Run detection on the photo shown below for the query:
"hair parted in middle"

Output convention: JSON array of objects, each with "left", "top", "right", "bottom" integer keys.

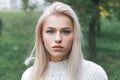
[{"left": 25, "top": 2, "right": 84, "bottom": 80}]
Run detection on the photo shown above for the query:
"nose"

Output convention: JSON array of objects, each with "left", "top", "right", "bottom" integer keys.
[{"left": 55, "top": 32, "right": 62, "bottom": 43}]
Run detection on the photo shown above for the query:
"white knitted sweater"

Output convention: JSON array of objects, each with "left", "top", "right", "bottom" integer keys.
[{"left": 21, "top": 60, "right": 108, "bottom": 80}]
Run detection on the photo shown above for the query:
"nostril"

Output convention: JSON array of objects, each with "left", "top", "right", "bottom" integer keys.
[{"left": 55, "top": 38, "right": 62, "bottom": 43}]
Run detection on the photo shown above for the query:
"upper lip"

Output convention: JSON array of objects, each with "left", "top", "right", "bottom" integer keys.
[{"left": 52, "top": 45, "right": 63, "bottom": 48}]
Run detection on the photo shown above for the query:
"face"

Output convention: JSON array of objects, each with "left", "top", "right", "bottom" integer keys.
[{"left": 42, "top": 15, "right": 74, "bottom": 62}]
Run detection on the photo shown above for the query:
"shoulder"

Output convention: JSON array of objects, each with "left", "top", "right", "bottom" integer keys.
[
  {"left": 21, "top": 66, "right": 33, "bottom": 80},
  {"left": 80, "top": 59, "right": 108, "bottom": 80}
]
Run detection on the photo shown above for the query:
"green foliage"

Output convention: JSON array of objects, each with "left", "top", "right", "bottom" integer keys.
[
  {"left": 0, "top": 12, "right": 119, "bottom": 80},
  {"left": 46, "top": 0, "right": 120, "bottom": 22}
]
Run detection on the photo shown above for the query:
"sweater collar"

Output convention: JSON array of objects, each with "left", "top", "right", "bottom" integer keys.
[{"left": 48, "top": 59, "right": 68, "bottom": 69}]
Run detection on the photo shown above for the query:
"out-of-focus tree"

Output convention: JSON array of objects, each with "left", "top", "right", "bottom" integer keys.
[
  {"left": 22, "top": 0, "right": 29, "bottom": 10},
  {"left": 22, "top": 0, "right": 37, "bottom": 11},
  {"left": 46, "top": 0, "right": 120, "bottom": 60},
  {"left": 0, "top": 18, "right": 2, "bottom": 36}
]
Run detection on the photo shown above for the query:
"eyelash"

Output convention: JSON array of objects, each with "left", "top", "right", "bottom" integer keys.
[
  {"left": 46, "top": 30, "right": 71, "bottom": 35},
  {"left": 46, "top": 30, "right": 54, "bottom": 34},
  {"left": 62, "top": 30, "right": 71, "bottom": 35}
]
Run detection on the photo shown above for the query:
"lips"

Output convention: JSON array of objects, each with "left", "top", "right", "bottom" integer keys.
[{"left": 52, "top": 46, "right": 63, "bottom": 51}]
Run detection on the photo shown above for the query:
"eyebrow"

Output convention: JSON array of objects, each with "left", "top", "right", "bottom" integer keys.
[
  {"left": 47, "top": 27, "right": 72, "bottom": 30},
  {"left": 47, "top": 27, "right": 55, "bottom": 30}
]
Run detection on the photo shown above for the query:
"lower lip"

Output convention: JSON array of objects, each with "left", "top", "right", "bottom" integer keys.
[{"left": 53, "top": 47, "right": 62, "bottom": 51}]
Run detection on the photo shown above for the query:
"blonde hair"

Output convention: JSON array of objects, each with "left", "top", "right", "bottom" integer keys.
[{"left": 25, "top": 2, "right": 84, "bottom": 80}]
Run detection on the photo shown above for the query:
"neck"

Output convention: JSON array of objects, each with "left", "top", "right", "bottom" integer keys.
[{"left": 49, "top": 55, "right": 69, "bottom": 62}]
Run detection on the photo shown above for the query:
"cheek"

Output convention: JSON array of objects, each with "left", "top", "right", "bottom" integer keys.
[
  {"left": 64, "top": 36, "right": 73, "bottom": 48},
  {"left": 43, "top": 36, "right": 53, "bottom": 47},
  {"left": 68, "top": 38, "right": 73, "bottom": 47}
]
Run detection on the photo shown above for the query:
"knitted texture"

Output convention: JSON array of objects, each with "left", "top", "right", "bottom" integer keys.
[{"left": 21, "top": 60, "right": 108, "bottom": 80}]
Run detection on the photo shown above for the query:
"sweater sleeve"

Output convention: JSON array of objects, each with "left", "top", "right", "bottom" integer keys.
[{"left": 21, "top": 67, "right": 32, "bottom": 80}]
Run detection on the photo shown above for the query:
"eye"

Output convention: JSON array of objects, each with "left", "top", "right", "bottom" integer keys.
[
  {"left": 62, "top": 30, "right": 71, "bottom": 35},
  {"left": 46, "top": 30, "right": 54, "bottom": 34}
]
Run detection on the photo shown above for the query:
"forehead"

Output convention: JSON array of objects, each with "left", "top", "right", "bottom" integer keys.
[{"left": 43, "top": 15, "right": 73, "bottom": 29}]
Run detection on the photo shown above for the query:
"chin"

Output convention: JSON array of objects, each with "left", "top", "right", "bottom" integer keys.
[{"left": 52, "top": 53, "right": 65, "bottom": 57}]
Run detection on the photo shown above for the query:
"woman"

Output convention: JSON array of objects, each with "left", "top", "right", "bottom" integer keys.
[{"left": 21, "top": 2, "right": 108, "bottom": 80}]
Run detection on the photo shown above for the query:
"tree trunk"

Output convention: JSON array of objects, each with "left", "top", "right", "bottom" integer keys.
[
  {"left": 88, "top": 0, "right": 101, "bottom": 60},
  {"left": 96, "top": 15, "right": 101, "bottom": 36},
  {"left": 88, "top": 16, "right": 97, "bottom": 60}
]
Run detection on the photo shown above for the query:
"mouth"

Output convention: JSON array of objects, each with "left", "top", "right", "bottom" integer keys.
[{"left": 52, "top": 46, "right": 63, "bottom": 51}]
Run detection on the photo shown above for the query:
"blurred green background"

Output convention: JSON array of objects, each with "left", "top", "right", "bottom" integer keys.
[
  {"left": 0, "top": 0, "right": 120, "bottom": 80},
  {"left": 0, "top": 12, "right": 40, "bottom": 80}
]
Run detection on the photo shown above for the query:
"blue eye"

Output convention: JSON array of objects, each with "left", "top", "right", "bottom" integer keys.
[
  {"left": 46, "top": 30, "right": 54, "bottom": 34},
  {"left": 63, "top": 30, "right": 70, "bottom": 35}
]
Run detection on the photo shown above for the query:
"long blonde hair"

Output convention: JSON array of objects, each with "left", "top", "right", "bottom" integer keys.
[{"left": 25, "top": 2, "right": 84, "bottom": 80}]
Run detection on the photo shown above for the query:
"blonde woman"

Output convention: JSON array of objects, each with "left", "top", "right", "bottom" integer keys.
[{"left": 21, "top": 2, "right": 108, "bottom": 80}]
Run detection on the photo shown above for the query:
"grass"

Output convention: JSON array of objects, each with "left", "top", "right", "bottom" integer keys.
[
  {"left": 0, "top": 12, "right": 120, "bottom": 80},
  {"left": 0, "top": 11, "right": 40, "bottom": 80}
]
